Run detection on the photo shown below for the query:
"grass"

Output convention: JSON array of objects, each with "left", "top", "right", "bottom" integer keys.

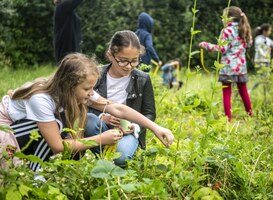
[
  {"left": 1, "top": 65, "right": 273, "bottom": 199},
  {"left": 0, "top": 66, "right": 55, "bottom": 97}
]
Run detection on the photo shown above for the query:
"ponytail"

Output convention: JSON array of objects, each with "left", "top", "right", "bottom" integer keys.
[
  {"left": 255, "top": 23, "right": 272, "bottom": 37},
  {"left": 255, "top": 26, "right": 262, "bottom": 36},
  {"left": 225, "top": 6, "right": 252, "bottom": 43},
  {"left": 238, "top": 14, "right": 252, "bottom": 43}
]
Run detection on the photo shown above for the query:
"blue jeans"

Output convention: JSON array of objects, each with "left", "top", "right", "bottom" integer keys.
[{"left": 85, "top": 113, "right": 139, "bottom": 166}]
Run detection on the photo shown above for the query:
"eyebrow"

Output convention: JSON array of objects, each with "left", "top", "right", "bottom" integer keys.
[{"left": 118, "top": 56, "right": 139, "bottom": 60}]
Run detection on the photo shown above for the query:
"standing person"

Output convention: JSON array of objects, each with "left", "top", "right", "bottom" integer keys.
[
  {"left": 53, "top": 0, "right": 83, "bottom": 63},
  {"left": 136, "top": 12, "right": 162, "bottom": 72},
  {"left": 250, "top": 23, "right": 273, "bottom": 91},
  {"left": 0, "top": 53, "right": 174, "bottom": 170},
  {"left": 199, "top": 6, "right": 253, "bottom": 121},
  {"left": 87, "top": 30, "right": 156, "bottom": 166}
]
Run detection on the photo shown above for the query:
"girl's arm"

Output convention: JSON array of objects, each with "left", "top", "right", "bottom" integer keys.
[
  {"left": 199, "top": 28, "right": 232, "bottom": 53},
  {"left": 89, "top": 96, "right": 174, "bottom": 147},
  {"left": 145, "top": 34, "right": 161, "bottom": 63},
  {"left": 37, "top": 121, "right": 122, "bottom": 154}
]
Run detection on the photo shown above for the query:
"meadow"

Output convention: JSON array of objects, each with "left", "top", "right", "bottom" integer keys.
[{"left": 1, "top": 65, "right": 273, "bottom": 199}]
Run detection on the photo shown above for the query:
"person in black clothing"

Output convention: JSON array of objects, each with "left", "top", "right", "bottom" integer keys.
[
  {"left": 136, "top": 12, "right": 162, "bottom": 72},
  {"left": 86, "top": 30, "right": 156, "bottom": 166},
  {"left": 53, "top": 0, "right": 83, "bottom": 63}
]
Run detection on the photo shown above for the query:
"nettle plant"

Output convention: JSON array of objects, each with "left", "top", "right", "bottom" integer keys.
[{"left": 1, "top": 0, "right": 273, "bottom": 199}]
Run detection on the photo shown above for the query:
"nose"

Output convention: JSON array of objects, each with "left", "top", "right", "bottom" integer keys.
[
  {"left": 124, "top": 63, "right": 133, "bottom": 70},
  {"left": 89, "top": 89, "right": 94, "bottom": 97}
]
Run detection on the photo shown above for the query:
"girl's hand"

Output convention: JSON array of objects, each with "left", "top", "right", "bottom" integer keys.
[
  {"left": 199, "top": 41, "right": 209, "bottom": 49},
  {"left": 100, "top": 129, "right": 123, "bottom": 145},
  {"left": 101, "top": 114, "right": 120, "bottom": 127},
  {"left": 154, "top": 126, "right": 174, "bottom": 147},
  {"left": 120, "top": 124, "right": 135, "bottom": 135},
  {"left": 158, "top": 60, "right": 163, "bottom": 66}
]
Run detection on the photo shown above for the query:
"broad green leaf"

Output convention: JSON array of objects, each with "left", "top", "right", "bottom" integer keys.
[
  {"left": 192, "top": 187, "right": 213, "bottom": 199},
  {"left": 182, "top": 105, "right": 195, "bottom": 112},
  {"left": 48, "top": 186, "right": 68, "bottom": 200},
  {"left": 14, "top": 152, "right": 43, "bottom": 164},
  {"left": 111, "top": 166, "right": 127, "bottom": 177},
  {"left": 156, "top": 164, "right": 168, "bottom": 171},
  {"left": 194, "top": 98, "right": 201, "bottom": 106},
  {"left": 77, "top": 139, "right": 97, "bottom": 147},
  {"left": 214, "top": 61, "right": 225, "bottom": 70},
  {"left": 91, "top": 159, "right": 115, "bottom": 179},
  {"left": 91, "top": 186, "right": 107, "bottom": 199},
  {"left": 120, "top": 184, "right": 137, "bottom": 193},
  {"left": 6, "top": 190, "right": 22, "bottom": 200},
  {"left": 19, "top": 184, "right": 31, "bottom": 197}
]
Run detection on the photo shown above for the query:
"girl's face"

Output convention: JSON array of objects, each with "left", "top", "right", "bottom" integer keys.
[
  {"left": 75, "top": 73, "right": 97, "bottom": 104},
  {"left": 264, "top": 27, "right": 272, "bottom": 37},
  {"left": 109, "top": 46, "right": 140, "bottom": 78}
]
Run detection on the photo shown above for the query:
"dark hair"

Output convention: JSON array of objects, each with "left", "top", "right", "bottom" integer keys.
[
  {"left": 255, "top": 23, "right": 272, "bottom": 36},
  {"left": 108, "top": 30, "right": 144, "bottom": 55},
  {"left": 224, "top": 6, "right": 252, "bottom": 43}
]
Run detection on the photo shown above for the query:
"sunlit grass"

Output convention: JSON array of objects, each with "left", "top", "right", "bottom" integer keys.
[{"left": 0, "top": 65, "right": 55, "bottom": 97}]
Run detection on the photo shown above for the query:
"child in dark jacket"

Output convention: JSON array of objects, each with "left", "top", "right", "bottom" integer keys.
[
  {"left": 136, "top": 12, "right": 162, "bottom": 72},
  {"left": 53, "top": 0, "right": 83, "bottom": 63}
]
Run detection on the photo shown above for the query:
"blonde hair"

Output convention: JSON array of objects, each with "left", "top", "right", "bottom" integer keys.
[
  {"left": 224, "top": 6, "right": 252, "bottom": 43},
  {"left": 12, "top": 53, "right": 99, "bottom": 138}
]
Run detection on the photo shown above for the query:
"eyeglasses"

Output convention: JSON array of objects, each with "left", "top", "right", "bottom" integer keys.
[{"left": 113, "top": 55, "right": 141, "bottom": 68}]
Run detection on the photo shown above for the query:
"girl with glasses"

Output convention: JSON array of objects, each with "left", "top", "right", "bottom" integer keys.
[
  {"left": 1, "top": 53, "right": 173, "bottom": 170},
  {"left": 86, "top": 30, "right": 157, "bottom": 166}
]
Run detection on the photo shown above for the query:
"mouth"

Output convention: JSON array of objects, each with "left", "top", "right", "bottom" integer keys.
[{"left": 122, "top": 69, "right": 131, "bottom": 73}]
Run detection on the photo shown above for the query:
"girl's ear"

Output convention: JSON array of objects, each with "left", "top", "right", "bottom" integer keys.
[
  {"left": 107, "top": 51, "right": 111, "bottom": 57},
  {"left": 106, "top": 51, "right": 112, "bottom": 60}
]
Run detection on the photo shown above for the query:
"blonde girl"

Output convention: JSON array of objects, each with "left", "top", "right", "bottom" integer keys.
[{"left": 0, "top": 53, "right": 174, "bottom": 170}]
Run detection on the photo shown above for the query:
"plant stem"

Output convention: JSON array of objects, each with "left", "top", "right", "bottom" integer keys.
[
  {"left": 117, "top": 177, "right": 129, "bottom": 200},
  {"left": 105, "top": 179, "right": 111, "bottom": 200},
  {"left": 184, "top": 0, "right": 198, "bottom": 96},
  {"left": 248, "top": 149, "right": 267, "bottom": 189}
]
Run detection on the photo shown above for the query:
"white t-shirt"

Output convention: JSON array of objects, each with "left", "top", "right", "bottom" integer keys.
[
  {"left": 7, "top": 91, "right": 101, "bottom": 122},
  {"left": 106, "top": 73, "right": 131, "bottom": 104}
]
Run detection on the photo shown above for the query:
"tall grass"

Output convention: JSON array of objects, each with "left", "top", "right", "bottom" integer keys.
[{"left": 0, "top": 65, "right": 55, "bottom": 97}]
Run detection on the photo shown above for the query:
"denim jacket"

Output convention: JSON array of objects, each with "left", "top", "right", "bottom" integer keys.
[{"left": 90, "top": 64, "right": 156, "bottom": 149}]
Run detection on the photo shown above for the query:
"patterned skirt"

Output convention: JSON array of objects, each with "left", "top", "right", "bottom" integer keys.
[{"left": 218, "top": 74, "right": 248, "bottom": 83}]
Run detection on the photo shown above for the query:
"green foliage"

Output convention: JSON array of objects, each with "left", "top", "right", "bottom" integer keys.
[
  {"left": 1, "top": 60, "right": 273, "bottom": 199},
  {"left": 0, "top": 0, "right": 54, "bottom": 68},
  {"left": 2, "top": 0, "right": 273, "bottom": 68},
  {"left": 2, "top": 1, "right": 273, "bottom": 199}
]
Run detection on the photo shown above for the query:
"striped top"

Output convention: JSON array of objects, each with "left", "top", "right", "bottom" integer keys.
[{"left": 11, "top": 119, "right": 63, "bottom": 171}]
